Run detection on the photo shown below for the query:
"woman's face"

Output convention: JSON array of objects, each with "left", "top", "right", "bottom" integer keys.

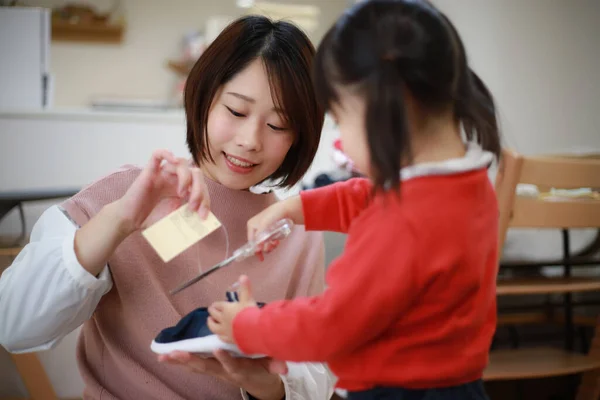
[{"left": 201, "top": 58, "right": 295, "bottom": 190}]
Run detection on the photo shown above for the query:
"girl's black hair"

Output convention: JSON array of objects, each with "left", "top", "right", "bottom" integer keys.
[{"left": 313, "top": 0, "right": 500, "bottom": 191}]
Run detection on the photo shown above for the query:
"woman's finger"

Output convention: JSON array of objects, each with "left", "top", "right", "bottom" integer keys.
[
  {"left": 213, "top": 349, "right": 244, "bottom": 379},
  {"left": 175, "top": 161, "right": 192, "bottom": 197},
  {"left": 160, "top": 161, "right": 179, "bottom": 175},
  {"left": 265, "top": 358, "right": 289, "bottom": 375},
  {"left": 189, "top": 167, "right": 209, "bottom": 216},
  {"left": 168, "top": 350, "right": 191, "bottom": 362},
  {"left": 180, "top": 353, "right": 224, "bottom": 376},
  {"left": 148, "top": 149, "right": 177, "bottom": 173},
  {"left": 157, "top": 354, "right": 171, "bottom": 363}
]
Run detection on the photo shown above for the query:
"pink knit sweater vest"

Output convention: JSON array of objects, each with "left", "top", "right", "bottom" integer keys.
[{"left": 61, "top": 166, "right": 325, "bottom": 400}]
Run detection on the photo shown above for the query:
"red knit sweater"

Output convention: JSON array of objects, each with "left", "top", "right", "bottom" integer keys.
[{"left": 234, "top": 169, "right": 498, "bottom": 391}]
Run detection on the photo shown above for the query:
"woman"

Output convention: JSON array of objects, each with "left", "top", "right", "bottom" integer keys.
[{"left": 0, "top": 16, "right": 334, "bottom": 400}]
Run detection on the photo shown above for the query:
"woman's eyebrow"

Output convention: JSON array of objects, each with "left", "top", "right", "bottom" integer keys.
[
  {"left": 226, "top": 92, "right": 255, "bottom": 103},
  {"left": 226, "top": 91, "right": 284, "bottom": 114}
]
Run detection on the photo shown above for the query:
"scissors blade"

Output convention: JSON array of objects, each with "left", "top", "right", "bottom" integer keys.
[{"left": 170, "top": 256, "right": 235, "bottom": 295}]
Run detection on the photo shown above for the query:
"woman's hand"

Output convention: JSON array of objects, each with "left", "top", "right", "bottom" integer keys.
[
  {"left": 73, "top": 150, "right": 210, "bottom": 276},
  {"left": 115, "top": 149, "right": 210, "bottom": 234},
  {"left": 158, "top": 350, "right": 287, "bottom": 400}
]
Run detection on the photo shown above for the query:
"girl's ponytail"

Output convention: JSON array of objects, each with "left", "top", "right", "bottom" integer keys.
[
  {"left": 455, "top": 69, "right": 501, "bottom": 159},
  {"left": 366, "top": 57, "right": 410, "bottom": 191},
  {"left": 443, "top": 11, "right": 501, "bottom": 159}
]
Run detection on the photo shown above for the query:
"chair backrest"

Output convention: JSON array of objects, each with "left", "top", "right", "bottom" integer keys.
[{"left": 495, "top": 149, "right": 600, "bottom": 249}]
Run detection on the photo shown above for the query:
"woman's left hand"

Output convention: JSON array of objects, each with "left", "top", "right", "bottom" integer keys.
[
  {"left": 159, "top": 276, "right": 288, "bottom": 399},
  {"left": 158, "top": 349, "right": 287, "bottom": 400}
]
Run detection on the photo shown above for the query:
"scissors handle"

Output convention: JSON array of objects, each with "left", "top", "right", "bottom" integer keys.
[
  {"left": 231, "top": 218, "right": 294, "bottom": 260},
  {"left": 169, "top": 218, "right": 293, "bottom": 295}
]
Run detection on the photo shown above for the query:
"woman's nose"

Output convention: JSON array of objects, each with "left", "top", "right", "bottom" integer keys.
[{"left": 235, "top": 120, "right": 262, "bottom": 152}]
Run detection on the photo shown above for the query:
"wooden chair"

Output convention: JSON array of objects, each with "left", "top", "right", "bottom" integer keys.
[
  {"left": 0, "top": 247, "right": 24, "bottom": 258},
  {"left": 484, "top": 149, "right": 600, "bottom": 399}
]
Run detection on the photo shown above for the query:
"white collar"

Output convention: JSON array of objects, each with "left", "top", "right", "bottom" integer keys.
[{"left": 400, "top": 142, "right": 494, "bottom": 181}]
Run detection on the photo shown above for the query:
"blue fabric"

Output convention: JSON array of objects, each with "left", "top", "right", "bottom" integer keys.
[
  {"left": 154, "top": 294, "right": 265, "bottom": 344},
  {"left": 154, "top": 308, "right": 214, "bottom": 343},
  {"left": 347, "top": 380, "right": 489, "bottom": 400}
]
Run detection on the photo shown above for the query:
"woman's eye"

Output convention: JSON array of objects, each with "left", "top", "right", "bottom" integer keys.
[
  {"left": 225, "top": 106, "right": 245, "bottom": 117},
  {"left": 268, "top": 124, "right": 287, "bottom": 132}
]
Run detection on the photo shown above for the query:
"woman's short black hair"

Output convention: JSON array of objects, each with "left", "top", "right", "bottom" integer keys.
[{"left": 185, "top": 15, "right": 324, "bottom": 188}]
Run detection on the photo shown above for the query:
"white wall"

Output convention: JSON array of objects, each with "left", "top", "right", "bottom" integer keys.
[
  {"left": 25, "top": 0, "right": 348, "bottom": 107},
  {"left": 433, "top": 0, "right": 600, "bottom": 155},
  {"left": 1, "top": 1, "right": 599, "bottom": 398}
]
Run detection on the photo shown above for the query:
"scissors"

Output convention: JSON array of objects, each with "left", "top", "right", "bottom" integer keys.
[{"left": 170, "top": 218, "right": 294, "bottom": 295}]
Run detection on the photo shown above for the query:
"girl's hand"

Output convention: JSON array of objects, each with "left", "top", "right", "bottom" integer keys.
[
  {"left": 115, "top": 149, "right": 210, "bottom": 235},
  {"left": 208, "top": 275, "right": 257, "bottom": 344},
  {"left": 246, "top": 195, "right": 304, "bottom": 254},
  {"left": 164, "top": 276, "right": 288, "bottom": 400}
]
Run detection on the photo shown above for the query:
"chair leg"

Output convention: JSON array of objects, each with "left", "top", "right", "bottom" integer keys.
[
  {"left": 580, "top": 326, "right": 590, "bottom": 354},
  {"left": 516, "top": 380, "right": 525, "bottom": 400},
  {"left": 563, "top": 229, "right": 575, "bottom": 351},
  {"left": 490, "top": 333, "right": 498, "bottom": 351},
  {"left": 577, "top": 370, "right": 600, "bottom": 400},
  {"left": 565, "top": 293, "right": 574, "bottom": 350},
  {"left": 576, "top": 317, "right": 600, "bottom": 400},
  {"left": 9, "top": 352, "right": 58, "bottom": 400},
  {"left": 568, "top": 375, "right": 580, "bottom": 399},
  {"left": 509, "top": 325, "right": 520, "bottom": 349}
]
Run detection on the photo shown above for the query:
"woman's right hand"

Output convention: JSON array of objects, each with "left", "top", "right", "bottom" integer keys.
[{"left": 115, "top": 149, "right": 210, "bottom": 235}]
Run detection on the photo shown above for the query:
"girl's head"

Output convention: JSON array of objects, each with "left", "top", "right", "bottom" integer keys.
[
  {"left": 185, "top": 16, "right": 323, "bottom": 190},
  {"left": 314, "top": 0, "right": 500, "bottom": 190}
]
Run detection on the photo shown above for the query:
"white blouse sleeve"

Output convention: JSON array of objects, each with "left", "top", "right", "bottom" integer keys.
[
  {"left": 279, "top": 362, "right": 336, "bottom": 399},
  {"left": 240, "top": 362, "right": 336, "bottom": 400},
  {"left": 0, "top": 205, "right": 112, "bottom": 353}
]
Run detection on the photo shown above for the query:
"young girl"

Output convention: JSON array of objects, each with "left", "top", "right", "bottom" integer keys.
[
  {"left": 0, "top": 16, "right": 335, "bottom": 400},
  {"left": 208, "top": 1, "right": 501, "bottom": 399}
]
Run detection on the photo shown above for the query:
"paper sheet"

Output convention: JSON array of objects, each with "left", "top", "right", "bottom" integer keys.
[{"left": 142, "top": 204, "right": 221, "bottom": 262}]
